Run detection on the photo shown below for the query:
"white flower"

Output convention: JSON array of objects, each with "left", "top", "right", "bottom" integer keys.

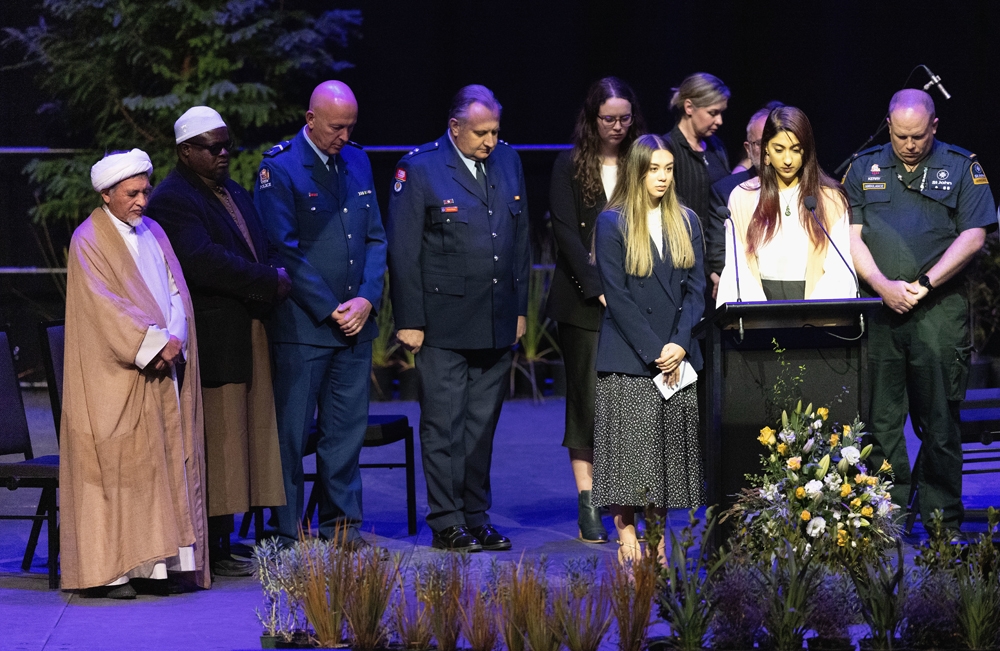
[
  {"left": 813, "top": 420, "right": 823, "bottom": 430},
  {"left": 806, "top": 517, "right": 827, "bottom": 538},
  {"left": 804, "top": 480, "right": 824, "bottom": 498},
  {"left": 832, "top": 511, "right": 841, "bottom": 521},
  {"left": 762, "top": 484, "right": 779, "bottom": 501},
  {"left": 780, "top": 430, "right": 797, "bottom": 444},
  {"left": 841, "top": 446, "right": 861, "bottom": 465},
  {"left": 802, "top": 438, "right": 815, "bottom": 453},
  {"left": 824, "top": 473, "right": 843, "bottom": 490}
]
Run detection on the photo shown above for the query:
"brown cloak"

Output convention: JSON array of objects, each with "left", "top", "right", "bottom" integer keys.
[{"left": 59, "top": 207, "right": 210, "bottom": 590}]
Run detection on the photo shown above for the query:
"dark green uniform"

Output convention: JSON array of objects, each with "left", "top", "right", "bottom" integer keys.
[{"left": 846, "top": 140, "right": 996, "bottom": 529}]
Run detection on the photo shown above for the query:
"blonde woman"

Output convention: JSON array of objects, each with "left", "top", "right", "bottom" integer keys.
[{"left": 591, "top": 134, "right": 706, "bottom": 564}]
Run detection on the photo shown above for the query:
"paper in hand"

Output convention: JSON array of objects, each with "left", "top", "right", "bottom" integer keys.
[{"left": 653, "top": 360, "right": 697, "bottom": 400}]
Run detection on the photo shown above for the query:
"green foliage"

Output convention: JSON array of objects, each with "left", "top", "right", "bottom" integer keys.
[
  {"left": 759, "top": 540, "right": 821, "bottom": 651},
  {"left": 3, "top": 0, "right": 361, "bottom": 226},
  {"left": 955, "top": 507, "right": 1000, "bottom": 650},
  {"left": 968, "top": 235, "right": 1000, "bottom": 349},
  {"left": 655, "top": 508, "right": 727, "bottom": 651},
  {"left": 766, "top": 338, "right": 806, "bottom": 424},
  {"left": 846, "top": 541, "right": 906, "bottom": 650}
]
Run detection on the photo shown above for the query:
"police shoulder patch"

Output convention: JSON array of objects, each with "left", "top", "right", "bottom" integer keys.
[
  {"left": 263, "top": 140, "right": 292, "bottom": 158},
  {"left": 258, "top": 166, "right": 273, "bottom": 189}
]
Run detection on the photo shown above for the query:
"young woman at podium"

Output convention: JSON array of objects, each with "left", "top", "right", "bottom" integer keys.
[
  {"left": 591, "top": 134, "right": 706, "bottom": 566},
  {"left": 716, "top": 106, "right": 856, "bottom": 306}
]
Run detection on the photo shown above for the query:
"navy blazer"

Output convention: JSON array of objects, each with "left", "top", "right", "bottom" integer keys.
[
  {"left": 708, "top": 169, "right": 754, "bottom": 276},
  {"left": 594, "top": 208, "right": 705, "bottom": 376},
  {"left": 254, "top": 129, "right": 387, "bottom": 348},
  {"left": 387, "top": 133, "right": 530, "bottom": 350},
  {"left": 146, "top": 162, "right": 280, "bottom": 384}
]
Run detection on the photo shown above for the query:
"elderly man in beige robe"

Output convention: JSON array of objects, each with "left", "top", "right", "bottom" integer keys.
[{"left": 60, "top": 149, "right": 211, "bottom": 598}]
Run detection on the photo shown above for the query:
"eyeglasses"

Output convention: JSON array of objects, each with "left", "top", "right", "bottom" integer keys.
[
  {"left": 598, "top": 114, "right": 633, "bottom": 127},
  {"left": 187, "top": 139, "right": 233, "bottom": 156}
]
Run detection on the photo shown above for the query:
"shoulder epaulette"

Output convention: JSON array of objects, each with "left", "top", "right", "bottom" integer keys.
[
  {"left": 406, "top": 141, "right": 440, "bottom": 157},
  {"left": 855, "top": 144, "right": 882, "bottom": 158},
  {"left": 946, "top": 144, "right": 977, "bottom": 160},
  {"left": 346, "top": 140, "right": 363, "bottom": 150},
  {"left": 498, "top": 139, "right": 509, "bottom": 146},
  {"left": 263, "top": 140, "right": 292, "bottom": 158}
]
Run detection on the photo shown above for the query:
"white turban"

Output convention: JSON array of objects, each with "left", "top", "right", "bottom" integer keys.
[
  {"left": 174, "top": 106, "right": 227, "bottom": 144},
  {"left": 90, "top": 149, "right": 153, "bottom": 192}
]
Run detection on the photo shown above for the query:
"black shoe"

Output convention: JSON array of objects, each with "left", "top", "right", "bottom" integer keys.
[
  {"left": 129, "top": 578, "right": 171, "bottom": 597},
  {"left": 432, "top": 525, "right": 483, "bottom": 552},
  {"left": 578, "top": 490, "right": 609, "bottom": 544},
  {"left": 211, "top": 555, "right": 255, "bottom": 577},
  {"left": 469, "top": 524, "right": 512, "bottom": 551},
  {"left": 82, "top": 582, "right": 137, "bottom": 600}
]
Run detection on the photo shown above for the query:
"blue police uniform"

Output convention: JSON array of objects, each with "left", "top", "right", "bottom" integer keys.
[
  {"left": 253, "top": 127, "right": 387, "bottom": 543},
  {"left": 846, "top": 140, "right": 996, "bottom": 529},
  {"left": 387, "top": 134, "right": 529, "bottom": 535}
]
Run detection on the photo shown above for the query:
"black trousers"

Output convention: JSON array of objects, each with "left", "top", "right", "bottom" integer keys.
[{"left": 416, "top": 345, "right": 512, "bottom": 533}]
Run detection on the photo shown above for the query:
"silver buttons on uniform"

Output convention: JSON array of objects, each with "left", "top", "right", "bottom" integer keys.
[
  {"left": 488, "top": 210, "right": 493, "bottom": 216},
  {"left": 343, "top": 208, "right": 348, "bottom": 213},
  {"left": 348, "top": 234, "right": 352, "bottom": 239},
  {"left": 494, "top": 255, "right": 498, "bottom": 261},
  {"left": 350, "top": 260, "right": 354, "bottom": 265},
  {"left": 493, "top": 278, "right": 497, "bottom": 284},
  {"left": 492, "top": 232, "right": 497, "bottom": 238},
  {"left": 311, "top": 206, "right": 316, "bottom": 211}
]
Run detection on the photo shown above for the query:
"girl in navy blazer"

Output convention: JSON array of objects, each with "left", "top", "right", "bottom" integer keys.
[{"left": 591, "top": 134, "right": 706, "bottom": 566}]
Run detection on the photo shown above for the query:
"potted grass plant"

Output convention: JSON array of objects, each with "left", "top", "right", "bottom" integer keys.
[
  {"left": 421, "top": 555, "right": 466, "bottom": 651},
  {"left": 391, "top": 564, "right": 434, "bottom": 651},
  {"left": 847, "top": 541, "right": 906, "bottom": 651},
  {"left": 510, "top": 264, "right": 559, "bottom": 402},
  {"left": 955, "top": 508, "right": 1000, "bottom": 651},
  {"left": 656, "top": 508, "right": 726, "bottom": 651},
  {"left": 344, "top": 548, "right": 400, "bottom": 651},
  {"left": 805, "top": 568, "right": 859, "bottom": 651},
  {"left": 552, "top": 556, "right": 612, "bottom": 651},
  {"left": 707, "top": 557, "right": 766, "bottom": 651}
]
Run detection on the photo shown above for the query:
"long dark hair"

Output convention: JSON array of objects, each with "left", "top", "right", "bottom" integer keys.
[
  {"left": 571, "top": 76, "right": 646, "bottom": 207},
  {"left": 746, "top": 106, "right": 847, "bottom": 255}
]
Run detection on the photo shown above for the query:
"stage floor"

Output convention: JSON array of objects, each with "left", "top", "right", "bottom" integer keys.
[{"left": 2, "top": 389, "right": 997, "bottom": 650}]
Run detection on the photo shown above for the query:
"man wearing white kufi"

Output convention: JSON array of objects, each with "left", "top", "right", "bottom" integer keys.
[{"left": 60, "top": 149, "right": 211, "bottom": 597}]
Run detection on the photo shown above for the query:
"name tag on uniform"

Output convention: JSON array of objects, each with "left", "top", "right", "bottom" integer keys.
[
  {"left": 358, "top": 189, "right": 372, "bottom": 196},
  {"left": 863, "top": 182, "right": 886, "bottom": 191},
  {"left": 441, "top": 206, "right": 458, "bottom": 213}
]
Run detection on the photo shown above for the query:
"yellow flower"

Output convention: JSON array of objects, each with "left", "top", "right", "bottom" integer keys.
[
  {"left": 855, "top": 473, "right": 866, "bottom": 484},
  {"left": 880, "top": 459, "right": 892, "bottom": 472},
  {"left": 867, "top": 476, "right": 879, "bottom": 486},
  {"left": 843, "top": 425, "right": 852, "bottom": 435},
  {"left": 829, "top": 433, "right": 840, "bottom": 446},
  {"left": 850, "top": 497, "right": 862, "bottom": 509},
  {"left": 801, "top": 510, "right": 812, "bottom": 521},
  {"left": 758, "top": 426, "right": 776, "bottom": 446},
  {"left": 837, "top": 529, "right": 849, "bottom": 547},
  {"left": 861, "top": 505, "right": 873, "bottom": 517},
  {"left": 795, "top": 486, "right": 806, "bottom": 499},
  {"left": 787, "top": 456, "right": 802, "bottom": 470},
  {"left": 840, "top": 483, "right": 852, "bottom": 498},
  {"left": 817, "top": 407, "right": 829, "bottom": 421},
  {"left": 777, "top": 443, "right": 788, "bottom": 455}
]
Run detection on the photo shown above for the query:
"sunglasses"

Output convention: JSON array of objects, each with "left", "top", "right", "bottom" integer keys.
[{"left": 187, "top": 139, "right": 233, "bottom": 156}]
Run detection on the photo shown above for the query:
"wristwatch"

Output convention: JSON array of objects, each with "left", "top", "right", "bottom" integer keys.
[{"left": 918, "top": 274, "right": 934, "bottom": 292}]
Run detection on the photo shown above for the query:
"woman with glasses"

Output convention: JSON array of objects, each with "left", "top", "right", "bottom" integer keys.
[
  {"left": 663, "top": 72, "right": 732, "bottom": 298},
  {"left": 545, "top": 77, "right": 645, "bottom": 544},
  {"left": 716, "top": 106, "right": 856, "bottom": 304},
  {"left": 591, "top": 134, "right": 705, "bottom": 565}
]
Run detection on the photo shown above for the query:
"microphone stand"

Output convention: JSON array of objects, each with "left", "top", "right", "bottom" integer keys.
[{"left": 832, "top": 64, "right": 951, "bottom": 179}]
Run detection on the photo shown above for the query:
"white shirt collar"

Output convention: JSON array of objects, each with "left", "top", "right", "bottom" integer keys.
[
  {"left": 303, "top": 126, "right": 331, "bottom": 168},
  {"left": 448, "top": 132, "right": 480, "bottom": 176}
]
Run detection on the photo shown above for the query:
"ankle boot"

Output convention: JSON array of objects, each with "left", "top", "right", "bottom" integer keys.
[{"left": 578, "top": 490, "right": 609, "bottom": 543}]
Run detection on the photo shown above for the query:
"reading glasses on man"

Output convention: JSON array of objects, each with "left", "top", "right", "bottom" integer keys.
[
  {"left": 188, "top": 140, "right": 233, "bottom": 156},
  {"left": 598, "top": 114, "right": 633, "bottom": 127}
]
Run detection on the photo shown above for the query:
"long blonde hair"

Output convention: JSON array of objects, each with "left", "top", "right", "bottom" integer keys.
[{"left": 605, "top": 134, "right": 695, "bottom": 277}]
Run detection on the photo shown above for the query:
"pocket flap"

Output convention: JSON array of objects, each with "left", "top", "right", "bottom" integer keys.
[{"left": 423, "top": 272, "right": 465, "bottom": 296}]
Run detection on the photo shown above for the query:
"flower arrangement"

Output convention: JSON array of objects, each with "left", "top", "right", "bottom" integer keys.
[{"left": 727, "top": 401, "right": 899, "bottom": 560}]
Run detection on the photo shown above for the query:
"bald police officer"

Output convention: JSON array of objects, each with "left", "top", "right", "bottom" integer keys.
[
  {"left": 848, "top": 89, "right": 996, "bottom": 534},
  {"left": 387, "top": 85, "right": 529, "bottom": 552}
]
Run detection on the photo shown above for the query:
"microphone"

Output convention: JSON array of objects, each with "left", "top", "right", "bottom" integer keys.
[
  {"left": 804, "top": 195, "right": 864, "bottom": 334},
  {"left": 921, "top": 65, "right": 951, "bottom": 100},
  {"left": 716, "top": 205, "right": 743, "bottom": 342},
  {"left": 716, "top": 206, "right": 742, "bottom": 304}
]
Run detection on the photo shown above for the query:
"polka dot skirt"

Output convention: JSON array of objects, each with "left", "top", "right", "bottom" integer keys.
[{"left": 591, "top": 372, "right": 705, "bottom": 509}]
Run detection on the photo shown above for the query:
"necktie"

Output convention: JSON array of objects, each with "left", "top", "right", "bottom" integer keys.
[{"left": 475, "top": 161, "right": 488, "bottom": 200}]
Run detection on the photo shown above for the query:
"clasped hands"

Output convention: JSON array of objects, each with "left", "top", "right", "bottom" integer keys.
[
  {"left": 655, "top": 342, "right": 686, "bottom": 388},
  {"left": 397, "top": 316, "right": 527, "bottom": 355},
  {"left": 879, "top": 278, "right": 929, "bottom": 315},
  {"left": 332, "top": 297, "right": 373, "bottom": 337},
  {"left": 153, "top": 335, "right": 184, "bottom": 372}
]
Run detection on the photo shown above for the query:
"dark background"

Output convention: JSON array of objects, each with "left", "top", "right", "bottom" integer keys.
[{"left": 3, "top": 0, "right": 999, "bottom": 375}]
